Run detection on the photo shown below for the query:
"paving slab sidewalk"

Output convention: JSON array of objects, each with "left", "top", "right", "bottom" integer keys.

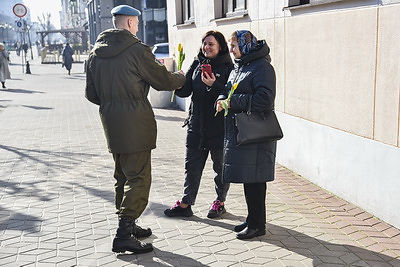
[{"left": 0, "top": 55, "right": 399, "bottom": 267}]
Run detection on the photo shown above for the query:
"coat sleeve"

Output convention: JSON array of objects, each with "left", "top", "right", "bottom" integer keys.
[
  {"left": 251, "top": 61, "right": 276, "bottom": 112},
  {"left": 85, "top": 56, "right": 100, "bottom": 105},
  {"left": 139, "top": 47, "right": 186, "bottom": 91},
  {"left": 216, "top": 81, "right": 230, "bottom": 102},
  {"left": 174, "top": 60, "right": 198, "bottom": 98}
]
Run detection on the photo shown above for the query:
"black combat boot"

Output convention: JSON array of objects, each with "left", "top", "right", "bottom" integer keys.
[
  {"left": 1, "top": 82, "right": 5, "bottom": 89},
  {"left": 132, "top": 222, "right": 152, "bottom": 238},
  {"left": 112, "top": 218, "right": 153, "bottom": 254}
]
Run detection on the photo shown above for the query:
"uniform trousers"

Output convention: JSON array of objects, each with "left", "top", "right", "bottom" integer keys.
[{"left": 113, "top": 151, "right": 152, "bottom": 220}]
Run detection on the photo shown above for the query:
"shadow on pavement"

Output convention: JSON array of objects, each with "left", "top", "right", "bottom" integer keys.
[
  {"left": 116, "top": 247, "right": 210, "bottom": 267},
  {"left": 0, "top": 207, "right": 42, "bottom": 234},
  {"left": 21, "top": 105, "right": 53, "bottom": 110},
  {"left": 155, "top": 114, "right": 186, "bottom": 122},
  {"left": 261, "top": 222, "right": 400, "bottom": 266},
  {"left": 153, "top": 202, "right": 245, "bottom": 230},
  {"left": 155, "top": 202, "right": 399, "bottom": 266},
  {"left": 0, "top": 145, "right": 90, "bottom": 170},
  {"left": 64, "top": 75, "right": 86, "bottom": 81},
  {"left": 66, "top": 179, "right": 114, "bottom": 203},
  {"left": 0, "top": 88, "right": 45, "bottom": 94}
]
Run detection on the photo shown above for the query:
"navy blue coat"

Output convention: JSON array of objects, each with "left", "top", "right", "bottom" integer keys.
[
  {"left": 62, "top": 45, "right": 74, "bottom": 71},
  {"left": 219, "top": 40, "right": 277, "bottom": 183}
]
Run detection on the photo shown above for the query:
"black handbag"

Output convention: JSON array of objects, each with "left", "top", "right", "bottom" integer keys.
[{"left": 235, "top": 97, "right": 283, "bottom": 146}]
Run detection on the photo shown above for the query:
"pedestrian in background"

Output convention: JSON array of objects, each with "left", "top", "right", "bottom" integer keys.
[
  {"left": 22, "top": 43, "right": 28, "bottom": 56},
  {"left": 62, "top": 43, "right": 74, "bottom": 75},
  {"left": 164, "top": 31, "right": 233, "bottom": 219},
  {"left": 0, "top": 43, "right": 11, "bottom": 89},
  {"left": 15, "top": 41, "right": 21, "bottom": 56},
  {"left": 216, "top": 30, "right": 277, "bottom": 240},
  {"left": 85, "top": 5, "right": 185, "bottom": 254}
]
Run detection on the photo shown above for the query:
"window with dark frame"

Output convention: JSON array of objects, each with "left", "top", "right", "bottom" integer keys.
[
  {"left": 287, "top": 0, "right": 311, "bottom": 7},
  {"left": 224, "top": 0, "right": 246, "bottom": 16},
  {"left": 182, "top": 0, "right": 195, "bottom": 23},
  {"left": 287, "top": 0, "right": 351, "bottom": 8},
  {"left": 215, "top": 0, "right": 247, "bottom": 19}
]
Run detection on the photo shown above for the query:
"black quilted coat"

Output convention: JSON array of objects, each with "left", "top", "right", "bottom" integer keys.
[
  {"left": 176, "top": 50, "right": 233, "bottom": 150},
  {"left": 218, "top": 40, "right": 277, "bottom": 183}
]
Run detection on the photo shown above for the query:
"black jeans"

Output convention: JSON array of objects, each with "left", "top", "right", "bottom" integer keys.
[
  {"left": 181, "top": 147, "right": 230, "bottom": 205},
  {"left": 244, "top": 182, "right": 266, "bottom": 230}
]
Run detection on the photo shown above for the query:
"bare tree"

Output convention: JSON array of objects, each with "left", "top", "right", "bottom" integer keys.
[
  {"left": 37, "top": 13, "right": 52, "bottom": 45},
  {"left": 37, "top": 13, "right": 52, "bottom": 31}
]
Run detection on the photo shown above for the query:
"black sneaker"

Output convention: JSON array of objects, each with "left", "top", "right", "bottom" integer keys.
[
  {"left": 164, "top": 200, "right": 193, "bottom": 217},
  {"left": 207, "top": 200, "right": 226, "bottom": 218}
]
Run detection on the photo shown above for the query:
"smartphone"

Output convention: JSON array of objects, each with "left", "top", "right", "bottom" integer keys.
[{"left": 201, "top": 64, "right": 212, "bottom": 76}]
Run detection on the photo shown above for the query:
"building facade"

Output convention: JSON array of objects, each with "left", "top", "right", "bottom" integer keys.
[
  {"left": 167, "top": 0, "right": 400, "bottom": 229},
  {"left": 86, "top": 0, "right": 167, "bottom": 47},
  {"left": 60, "top": 0, "right": 88, "bottom": 29},
  {"left": 87, "top": 0, "right": 117, "bottom": 45},
  {"left": 57, "top": 0, "right": 89, "bottom": 50}
]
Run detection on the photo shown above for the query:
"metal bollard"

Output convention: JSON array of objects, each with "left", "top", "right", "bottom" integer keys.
[{"left": 26, "top": 61, "right": 31, "bottom": 74}]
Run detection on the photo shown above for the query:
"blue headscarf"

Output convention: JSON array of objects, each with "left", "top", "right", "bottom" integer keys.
[{"left": 236, "top": 30, "right": 258, "bottom": 55}]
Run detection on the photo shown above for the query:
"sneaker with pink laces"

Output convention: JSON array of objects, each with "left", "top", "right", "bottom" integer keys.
[
  {"left": 164, "top": 200, "right": 193, "bottom": 217},
  {"left": 207, "top": 200, "right": 226, "bottom": 218}
]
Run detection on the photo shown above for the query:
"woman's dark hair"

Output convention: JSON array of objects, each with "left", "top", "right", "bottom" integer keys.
[{"left": 201, "top": 30, "right": 229, "bottom": 55}]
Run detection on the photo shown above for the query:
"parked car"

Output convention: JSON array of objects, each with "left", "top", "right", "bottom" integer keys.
[{"left": 152, "top": 43, "right": 169, "bottom": 61}]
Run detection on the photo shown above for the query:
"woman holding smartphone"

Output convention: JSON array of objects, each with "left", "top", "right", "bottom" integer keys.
[{"left": 164, "top": 31, "right": 233, "bottom": 218}]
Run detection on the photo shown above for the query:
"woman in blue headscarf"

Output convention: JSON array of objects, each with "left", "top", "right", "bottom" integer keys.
[{"left": 216, "top": 30, "right": 277, "bottom": 240}]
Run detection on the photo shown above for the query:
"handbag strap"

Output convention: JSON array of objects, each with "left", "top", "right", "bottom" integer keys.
[
  {"left": 246, "top": 95, "right": 252, "bottom": 115},
  {"left": 247, "top": 95, "right": 271, "bottom": 120},
  {"left": 247, "top": 94, "right": 276, "bottom": 114}
]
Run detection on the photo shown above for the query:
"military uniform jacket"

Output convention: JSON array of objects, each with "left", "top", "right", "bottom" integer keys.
[{"left": 85, "top": 29, "right": 186, "bottom": 153}]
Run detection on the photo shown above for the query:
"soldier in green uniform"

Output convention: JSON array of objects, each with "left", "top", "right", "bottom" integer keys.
[{"left": 85, "top": 5, "right": 185, "bottom": 254}]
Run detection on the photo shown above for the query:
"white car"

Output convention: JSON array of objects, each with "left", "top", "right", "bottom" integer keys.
[{"left": 152, "top": 43, "right": 169, "bottom": 60}]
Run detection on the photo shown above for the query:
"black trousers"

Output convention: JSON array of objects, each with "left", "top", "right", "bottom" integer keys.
[
  {"left": 181, "top": 148, "right": 230, "bottom": 205},
  {"left": 244, "top": 182, "right": 266, "bottom": 230}
]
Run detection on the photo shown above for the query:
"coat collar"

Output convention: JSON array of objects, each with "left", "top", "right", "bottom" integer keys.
[{"left": 235, "top": 40, "right": 271, "bottom": 66}]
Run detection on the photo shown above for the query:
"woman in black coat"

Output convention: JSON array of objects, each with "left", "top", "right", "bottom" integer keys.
[
  {"left": 216, "top": 30, "right": 277, "bottom": 239},
  {"left": 62, "top": 43, "right": 74, "bottom": 75},
  {"left": 164, "top": 31, "right": 233, "bottom": 218}
]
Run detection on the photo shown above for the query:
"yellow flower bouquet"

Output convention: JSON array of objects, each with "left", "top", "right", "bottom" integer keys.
[
  {"left": 171, "top": 43, "right": 186, "bottom": 102},
  {"left": 215, "top": 83, "right": 238, "bottom": 116}
]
